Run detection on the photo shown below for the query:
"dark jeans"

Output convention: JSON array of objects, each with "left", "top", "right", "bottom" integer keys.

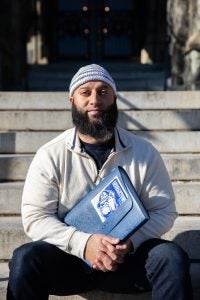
[{"left": 7, "top": 239, "right": 193, "bottom": 300}]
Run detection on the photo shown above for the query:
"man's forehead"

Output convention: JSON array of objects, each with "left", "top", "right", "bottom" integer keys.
[
  {"left": 77, "top": 81, "right": 111, "bottom": 90},
  {"left": 69, "top": 64, "right": 117, "bottom": 96}
]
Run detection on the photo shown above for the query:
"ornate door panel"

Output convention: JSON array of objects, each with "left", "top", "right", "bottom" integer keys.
[
  {"left": 56, "top": 0, "right": 90, "bottom": 59},
  {"left": 55, "top": 0, "right": 134, "bottom": 60},
  {"left": 101, "top": 0, "right": 134, "bottom": 59}
]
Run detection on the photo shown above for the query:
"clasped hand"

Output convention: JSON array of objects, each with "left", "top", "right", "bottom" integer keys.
[{"left": 84, "top": 234, "right": 132, "bottom": 272}]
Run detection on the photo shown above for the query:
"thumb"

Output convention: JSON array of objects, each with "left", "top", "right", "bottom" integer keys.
[{"left": 102, "top": 235, "right": 120, "bottom": 245}]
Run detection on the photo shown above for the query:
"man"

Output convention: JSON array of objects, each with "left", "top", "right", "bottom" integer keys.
[{"left": 7, "top": 64, "right": 192, "bottom": 299}]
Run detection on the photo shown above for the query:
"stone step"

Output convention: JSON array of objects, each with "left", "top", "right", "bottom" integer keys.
[
  {"left": 28, "top": 71, "right": 165, "bottom": 81},
  {"left": 0, "top": 154, "right": 32, "bottom": 181},
  {"left": 0, "top": 217, "right": 30, "bottom": 260},
  {"left": 1, "top": 131, "right": 200, "bottom": 154},
  {"left": 1, "top": 154, "right": 200, "bottom": 181},
  {"left": 27, "top": 66, "right": 165, "bottom": 91},
  {"left": 0, "top": 182, "right": 199, "bottom": 216},
  {"left": 0, "top": 131, "right": 58, "bottom": 154},
  {"left": 1, "top": 91, "right": 200, "bottom": 110},
  {"left": 0, "top": 279, "right": 151, "bottom": 300},
  {"left": 162, "top": 217, "right": 200, "bottom": 260},
  {"left": 136, "top": 131, "right": 200, "bottom": 153},
  {"left": 27, "top": 62, "right": 164, "bottom": 73},
  {"left": 0, "top": 182, "right": 23, "bottom": 215},
  {"left": 1, "top": 110, "right": 200, "bottom": 131},
  {"left": 0, "top": 262, "right": 199, "bottom": 300},
  {"left": 28, "top": 68, "right": 165, "bottom": 80},
  {"left": 162, "top": 153, "right": 200, "bottom": 181},
  {"left": 28, "top": 78, "right": 165, "bottom": 92},
  {"left": 0, "top": 216, "right": 199, "bottom": 261}
]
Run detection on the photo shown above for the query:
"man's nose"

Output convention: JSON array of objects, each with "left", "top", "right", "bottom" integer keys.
[{"left": 89, "top": 91, "right": 101, "bottom": 105}]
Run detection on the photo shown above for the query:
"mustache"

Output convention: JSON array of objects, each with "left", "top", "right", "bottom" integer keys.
[
  {"left": 71, "top": 101, "right": 118, "bottom": 139},
  {"left": 87, "top": 103, "right": 115, "bottom": 113}
]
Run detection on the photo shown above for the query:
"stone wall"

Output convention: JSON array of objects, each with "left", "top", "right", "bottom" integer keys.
[
  {"left": 0, "top": 1, "right": 12, "bottom": 90},
  {"left": 167, "top": 0, "right": 200, "bottom": 89},
  {"left": 0, "top": 0, "right": 31, "bottom": 90}
]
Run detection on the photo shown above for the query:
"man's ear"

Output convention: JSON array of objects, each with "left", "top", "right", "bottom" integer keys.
[{"left": 70, "top": 97, "right": 74, "bottom": 104}]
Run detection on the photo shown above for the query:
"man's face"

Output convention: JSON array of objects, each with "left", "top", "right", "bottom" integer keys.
[{"left": 71, "top": 81, "right": 118, "bottom": 139}]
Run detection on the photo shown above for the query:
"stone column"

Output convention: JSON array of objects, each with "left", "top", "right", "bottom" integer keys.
[
  {"left": 0, "top": 1, "right": 12, "bottom": 90},
  {"left": 184, "top": 0, "right": 200, "bottom": 89},
  {"left": 0, "top": 0, "right": 31, "bottom": 90},
  {"left": 10, "top": 0, "right": 32, "bottom": 89},
  {"left": 167, "top": 0, "right": 200, "bottom": 90}
]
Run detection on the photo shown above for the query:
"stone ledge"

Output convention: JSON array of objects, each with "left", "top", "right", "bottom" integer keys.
[
  {"left": 0, "top": 280, "right": 151, "bottom": 300},
  {"left": 0, "top": 287, "right": 199, "bottom": 300},
  {"left": 2, "top": 154, "right": 200, "bottom": 181},
  {"left": 1, "top": 91, "right": 200, "bottom": 110},
  {"left": 1, "top": 111, "right": 200, "bottom": 131},
  {"left": 2, "top": 131, "right": 200, "bottom": 154},
  {"left": 49, "top": 291, "right": 151, "bottom": 300},
  {"left": 0, "top": 217, "right": 200, "bottom": 260},
  {"left": 1, "top": 181, "right": 200, "bottom": 215}
]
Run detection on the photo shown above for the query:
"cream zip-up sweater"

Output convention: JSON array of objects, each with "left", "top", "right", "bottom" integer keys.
[{"left": 22, "top": 126, "right": 177, "bottom": 259}]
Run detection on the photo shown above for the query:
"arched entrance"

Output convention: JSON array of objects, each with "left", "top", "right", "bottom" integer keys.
[
  {"left": 26, "top": 0, "right": 168, "bottom": 91},
  {"left": 43, "top": 0, "right": 137, "bottom": 62},
  {"left": 28, "top": 0, "right": 167, "bottom": 64}
]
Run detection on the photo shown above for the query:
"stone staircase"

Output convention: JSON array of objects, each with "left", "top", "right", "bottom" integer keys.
[{"left": 0, "top": 91, "right": 200, "bottom": 299}]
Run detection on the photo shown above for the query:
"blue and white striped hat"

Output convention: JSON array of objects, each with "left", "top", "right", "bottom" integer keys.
[{"left": 69, "top": 64, "right": 117, "bottom": 96}]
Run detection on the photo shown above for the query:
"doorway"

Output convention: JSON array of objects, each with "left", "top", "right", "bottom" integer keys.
[
  {"left": 54, "top": 0, "right": 135, "bottom": 61},
  {"left": 27, "top": 0, "right": 167, "bottom": 66}
]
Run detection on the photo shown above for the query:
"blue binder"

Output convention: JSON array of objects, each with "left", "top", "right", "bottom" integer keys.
[{"left": 64, "top": 166, "right": 149, "bottom": 241}]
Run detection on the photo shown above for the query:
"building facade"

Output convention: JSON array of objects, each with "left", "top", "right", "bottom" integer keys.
[{"left": 0, "top": 0, "right": 200, "bottom": 90}]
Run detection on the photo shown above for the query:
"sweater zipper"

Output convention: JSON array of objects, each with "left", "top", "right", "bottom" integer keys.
[
  {"left": 96, "top": 150, "right": 127, "bottom": 183},
  {"left": 80, "top": 147, "right": 129, "bottom": 184}
]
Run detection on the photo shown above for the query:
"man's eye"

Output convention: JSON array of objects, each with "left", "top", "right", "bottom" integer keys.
[
  {"left": 81, "top": 91, "right": 89, "bottom": 96},
  {"left": 100, "top": 89, "right": 107, "bottom": 95}
]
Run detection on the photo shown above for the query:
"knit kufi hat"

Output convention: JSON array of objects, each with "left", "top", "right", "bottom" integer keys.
[{"left": 69, "top": 64, "right": 117, "bottom": 96}]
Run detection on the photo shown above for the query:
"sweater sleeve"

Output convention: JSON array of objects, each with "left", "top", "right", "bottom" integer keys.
[
  {"left": 21, "top": 149, "right": 91, "bottom": 259},
  {"left": 129, "top": 145, "right": 177, "bottom": 251}
]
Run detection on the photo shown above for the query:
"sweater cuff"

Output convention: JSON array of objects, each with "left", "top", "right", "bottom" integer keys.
[
  {"left": 68, "top": 230, "right": 92, "bottom": 259},
  {"left": 128, "top": 241, "right": 135, "bottom": 254},
  {"left": 129, "top": 234, "right": 146, "bottom": 252}
]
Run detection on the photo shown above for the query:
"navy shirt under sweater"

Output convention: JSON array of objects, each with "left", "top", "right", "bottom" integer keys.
[{"left": 80, "top": 136, "right": 115, "bottom": 171}]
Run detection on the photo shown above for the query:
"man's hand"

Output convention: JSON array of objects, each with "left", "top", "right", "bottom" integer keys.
[{"left": 84, "top": 234, "right": 132, "bottom": 272}]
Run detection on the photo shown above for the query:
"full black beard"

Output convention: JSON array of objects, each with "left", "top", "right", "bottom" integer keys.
[{"left": 72, "top": 101, "right": 118, "bottom": 140}]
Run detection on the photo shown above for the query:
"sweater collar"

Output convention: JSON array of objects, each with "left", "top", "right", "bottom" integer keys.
[{"left": 69, "top": 126, "right": 127, "bottom": 153}]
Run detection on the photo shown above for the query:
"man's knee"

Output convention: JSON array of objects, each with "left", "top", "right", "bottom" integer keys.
[
  {"left": 150, "top": 241, "right": 189, "bottom": 266},
  {"left": 9, "top": 241, "right": 49, "bottom": 275},
  {"left": 146, "top": 240, "right": 190, "bottom": 280}
]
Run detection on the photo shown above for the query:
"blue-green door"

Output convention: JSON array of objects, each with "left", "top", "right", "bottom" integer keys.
[{"left": 56, "top": 0, "right": 135, "bottom": 60}]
